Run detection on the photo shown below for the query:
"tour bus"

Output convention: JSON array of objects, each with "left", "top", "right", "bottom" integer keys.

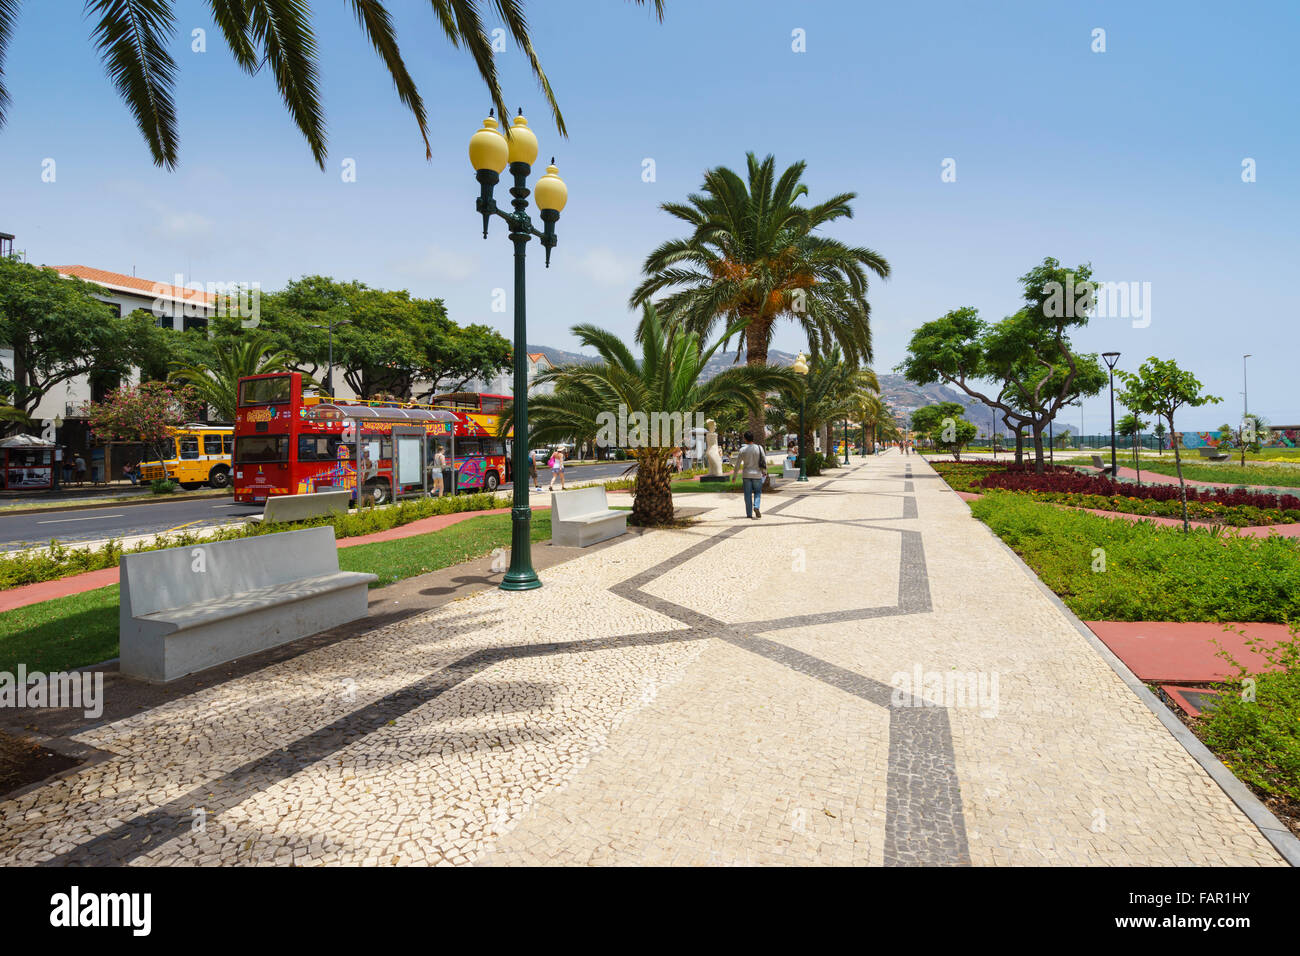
[
  {"left": 138, "top": 424, "right": 235, "bottom": 488},
  {"left": 232, "top": 373, "right": 510, "bottom": 505}
]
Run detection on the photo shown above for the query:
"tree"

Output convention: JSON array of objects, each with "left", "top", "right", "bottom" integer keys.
[
  {"left": 1217, "top": 414, "right": 1270, "bottom": 467},
  {"left": 83, "top": 381, "right": 202, "bottom": 480},
  {"left": 856, "top": 393, "right": 886, "bottom": 454},
  {"left": 0, "top": 256, "right": 167, "bottom": 424},
  {"left": 1053, "top": 427, "right": 1073, "bottom": 449},
  {"left": 1118, "top": 358, "right": 1222, "bottom": 532},
  {"left": 767, "top": 347, "right": 878, "bottom": 468},
  {"left": 1117, "top": 411, "right": 1148, "bottom": 480},
  {"left": 0, "top": 1, "right": 665, "bottom": 169},
  {"left": 514, "top": 305, "right": 794, "bottom": 526},
  {"left": 1154, "top": 421, "right": 1168, "bottom": 451},
  {"left": 169, "top": 332, "right": 300, "bottom": 422},
  {"left": 898, "top": 258, "right": 1108, "bottom": 474},
  {"left": 910, "top": 402, "right": 978, "bottom": 460},
  {"left": 630, "top": 153, "right": 889, "bottom": 441}
]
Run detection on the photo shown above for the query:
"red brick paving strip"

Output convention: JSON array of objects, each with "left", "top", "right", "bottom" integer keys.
[{"left": 1086, "top": 620, "right": 1291, "bottom": 683}]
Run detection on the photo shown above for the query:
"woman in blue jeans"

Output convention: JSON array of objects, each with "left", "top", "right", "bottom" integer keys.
[{"left": 731, "top": 431, "right": 767, "bottom": 519}]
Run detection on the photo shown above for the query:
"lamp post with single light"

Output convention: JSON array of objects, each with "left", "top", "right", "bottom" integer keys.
[
  {"left": 469, "top": 108, "right": 568, "bottom": 592},
  {"left": 793, "top": 353, "right": 809, "bottom": 481},
  {"left": 1102, "top": 351, "right": 1121, "bottom": 477}
]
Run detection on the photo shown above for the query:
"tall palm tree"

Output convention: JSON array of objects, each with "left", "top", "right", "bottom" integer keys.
[
  {"left": 630, "top": 152, "right": 889, "bottom": 440},
  {"left": 514, "top": 305, "right": 793, "bottom": 526},
  {"left": 169, "top": 333, "right": 300, "bottom": 422},
  {"left": 855, "top": 392, "right": 885, "bottom": 454},
  {"left": 0, "top": 1, "right": 664, "bottom": 169}
]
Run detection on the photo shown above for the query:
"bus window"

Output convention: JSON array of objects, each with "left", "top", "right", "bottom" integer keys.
[
  {"left": 482, "top": 439, "right": 505, "bottom": 457},
  {"left": 203, "top": 434, "right": 226, "bottom": 455},
  {"left": 158, "top": 438, "right": 177, "bottom": 459},
  {"left": 238, "top": 376, "right": 291, "bottom": 406},
  {"left": 298, "top": 434, "right": 344, "bottom": 461},
  {"left": 223, "top": 435, "right": 233, "bottom": 455},
  {"left": 480, "top": 397, "right": 504, "bottom": 414},
  {"left": 235, "top": 435, "right": 290, "bottom": 463},
  {"left": 458, "top": 438, "right": 482, "bottom": 457},
  {"left": 179, "top": 437, "right": 200, "bottom": 459}
]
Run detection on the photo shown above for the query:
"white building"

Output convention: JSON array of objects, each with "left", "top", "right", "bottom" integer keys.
[{"left": 461, "top": 351, "right": 555, "bottom": 398}]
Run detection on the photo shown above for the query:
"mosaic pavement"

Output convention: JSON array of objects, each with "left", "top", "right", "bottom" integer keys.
[{"left": 0, "top": 452, "right": 1284, "bottom": 866}]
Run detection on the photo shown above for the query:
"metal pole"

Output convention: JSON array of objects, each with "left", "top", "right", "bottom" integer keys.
[
  {"left": 797, "top": 392, "right": 808, "bottom": 481},
  {"left": 1243, "top": 353, "right": 1250, "bottom": 421},
  {"left": 327, "top": 320, "right": 334, "bottom": 397},
  {"left": 501, "top": 161, "right": 541, "bottom": 590},
  {"left": 1108, "top": 368, "right": 1117, "bottom": 476},
  {"left": 843, "top": 417, "right": 850, "bottom": 464}
]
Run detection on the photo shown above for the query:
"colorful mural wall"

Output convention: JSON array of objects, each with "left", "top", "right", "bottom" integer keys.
[{"left": 1174, "top": 429, "right": 1300, "bottom": 449}]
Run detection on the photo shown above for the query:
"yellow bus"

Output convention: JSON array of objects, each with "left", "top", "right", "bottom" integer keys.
[{"left": 139, "top": 424, "right": 234, "bottom": 489}]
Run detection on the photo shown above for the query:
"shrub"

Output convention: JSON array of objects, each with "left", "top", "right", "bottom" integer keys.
[
  {"left": 1204, "top": 626, "right": 1300, "bottom": 802},
  {"left": 150, "top": 478, "right": 178, "bottom": 495}
]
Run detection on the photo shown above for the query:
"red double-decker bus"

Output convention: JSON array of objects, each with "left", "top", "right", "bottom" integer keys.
[{"left": 232, "top": 372, "right": 511, "bottom": 505}]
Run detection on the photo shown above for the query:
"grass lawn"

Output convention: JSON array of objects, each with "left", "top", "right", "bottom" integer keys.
[
  {"left": 1133, "top": 460, "right": 1300, "bottom": 489},
  {"left": 0, "top": 512, "right": 553, "bottom": 674}
]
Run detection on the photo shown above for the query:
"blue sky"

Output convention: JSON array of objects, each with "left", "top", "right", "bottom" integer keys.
[{"left": 1, "top": 0, "right": 1296, "bottom": 429}]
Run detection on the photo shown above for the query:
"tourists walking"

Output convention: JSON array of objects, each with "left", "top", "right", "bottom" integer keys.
[
  {"left": 548, "top": 447, "right": 566, "bottom": 491},
  {"left": 74, "top": 454, "right": 87, "bottom": 485},
  {"left": 731, "top": 431, "right": 767, "bottom": 519},
  {"left": 529, "top": 448, "right": 541, "bottom": 492}
]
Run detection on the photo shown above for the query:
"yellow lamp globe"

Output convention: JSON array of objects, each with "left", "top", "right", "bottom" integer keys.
[
  {"left": 792, "top": 352, "right": 809, "bottom": 375},
  {"left": 506, "top": 112, "right": 540, "bottom": 166},
  {"left": 468, "top": 113, "right": 508, "bottom": 173},
  {"left": 535, "top": 160, "right": 567, "bottom": 213}
]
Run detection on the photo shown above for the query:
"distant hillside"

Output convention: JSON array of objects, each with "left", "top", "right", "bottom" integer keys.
[{"left": 527, "top": 345, "right": 988, "bottom": 424}]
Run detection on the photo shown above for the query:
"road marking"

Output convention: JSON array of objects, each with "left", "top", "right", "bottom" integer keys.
[
  {"left": 212, "top": 503, "right": 237, "bottom": 508},
  {"left": 163, "top": 520, "right": 203, "bottom": 534},
  {"left": 37, "top": 514, "right": 125, "bottom": 524}
]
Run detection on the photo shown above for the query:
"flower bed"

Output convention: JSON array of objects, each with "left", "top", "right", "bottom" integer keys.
[{"left": 931, "top": 461, "right": 1300, "bottom": 526}]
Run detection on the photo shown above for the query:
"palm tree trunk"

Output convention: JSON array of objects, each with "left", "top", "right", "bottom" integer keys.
[
  {"left": 743, "top": 315, "right": 773, "bottom": 443},
  {"left": 631, "top": 450, "right": 675, "bottom": 526},
  {"left": 1170, "top": 419, "right": 1190, "bottom": 532}
]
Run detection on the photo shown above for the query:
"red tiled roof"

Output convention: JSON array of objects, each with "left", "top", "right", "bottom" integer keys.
[{"left": 52, "top": 265, "right": 216, "bottom": 304}]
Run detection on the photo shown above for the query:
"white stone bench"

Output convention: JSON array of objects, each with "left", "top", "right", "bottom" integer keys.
[
  {"left": 1197, "top": 446, "right": 1231, "bottom": 462},
  {"left": 119, "top": 526, "right": 377, "bottom": 682},
  {"left": 1091, "top": 454, "right": 1116, "bottom": 476},
  {"left": 253, "top": 489, "right": 352, "bottom": 524},
  {"left": 550, "top": 486, "right": 627, "bottom": 548}
]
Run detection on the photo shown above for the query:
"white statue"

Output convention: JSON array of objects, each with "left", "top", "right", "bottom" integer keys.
[{"left": 705, "top": 419, "right": 725, "bottom": 477}]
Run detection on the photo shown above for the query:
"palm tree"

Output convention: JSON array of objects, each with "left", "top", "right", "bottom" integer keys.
[
  {"left": 856, "top": 393, "right": 886, "bottom": 454},
  {"left": 768, "top": 348, "right": 876, "bottom": 466},
  {"left": 514, "top": 305, "right": 793, "bottom": 526},
  {"left": 0, "top": 402, "right": 31, "bottom": 437},
  {"left": 630, "top": 153, "right": 889, "bottom": 440},
  {"left": 0, "top": 1, "right": 664, "bottom": 169},
  {"left": 169, "top": 333, "right": 300, "bottom": 422}
]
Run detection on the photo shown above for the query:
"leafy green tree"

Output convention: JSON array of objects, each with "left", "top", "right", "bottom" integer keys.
[
  {"left": 169, "top": 332, "right": 300, "bottom": 422},
  {"left": 0, "top": 1, "right": 664, "bottom": 169},
  {"left": 767, "top": 348, "right": 877, "bottom": 466},
  {"left": 0, "top": 256, "right": 166, "bottom": 424},
  {"left": 1153, "top": 421, "right": 1167, "bottom": 451},
  {"left": 1117, "top": 411, "right": 1148, "bottom": 478},
  {"left": 1217, "top": 414, "right": 1270, "bottom": 467},
  {"left": 911, "top": 402, "right": 978, "bottom": 460},
  {"left": 83, "top": 380, "right": 202, "bottom": 480},
  {"left": 630, "top": 153, "right": 889, "bottom": 441},
  {"left": 513, "top": 305, "right": 794, "bottom": 526},
  {"left": 898, "top": 259, "right": 1107, "bottom": 474},
  {"left": 1118, "top": 358, "right": 1222, "bottom": 531}
]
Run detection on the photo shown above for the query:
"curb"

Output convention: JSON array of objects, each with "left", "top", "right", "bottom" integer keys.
[{"left": 964, "top": 499, "right": 1300, "bottom": 866}]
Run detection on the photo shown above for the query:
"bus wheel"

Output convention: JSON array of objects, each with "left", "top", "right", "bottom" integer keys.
[
  {"left": 365, "top": 479, "right": 390, "bottom": 505},
  {"left": 180, "top": 482, "right": 203, "bottom": 491},
  {"left": 484, "top": 471, "right": 500, "bottom": 492},
  {"left": 208, "top": 466, "right": 231, "bottom": 489}
]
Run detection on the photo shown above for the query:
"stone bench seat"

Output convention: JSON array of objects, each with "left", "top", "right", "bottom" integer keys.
[
  {"left": 551, "top": 486, "right": 627, "bottom": 547},
  {"left": 134, "top": 572, "right": 368, "bottom": 631},
  {"left": 120, "top": 525, "right": 376, "bottom": 682}
]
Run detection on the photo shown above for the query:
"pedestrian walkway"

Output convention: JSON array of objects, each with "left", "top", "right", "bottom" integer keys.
[{"left": 0, "top": 453, "right": 1287, "bottom": 865}]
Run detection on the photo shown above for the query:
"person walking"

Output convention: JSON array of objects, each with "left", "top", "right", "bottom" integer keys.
[
  {"left": 548, "top": 446, "right": 566, "bottom": 491},
  {"left": 74, "top": 453, "right": 87, "bottom": 486},
  {"left": 731, "top": 431, "right": 767, "bottom": 519},
  {"left": 529, "top": 448, "right": 541, "bottom": 492},
  {"left": 429, "top": 444, "right": 446, "bottom": 497}
]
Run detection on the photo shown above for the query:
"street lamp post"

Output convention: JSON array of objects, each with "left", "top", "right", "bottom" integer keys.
[
  {"left": 1243, "top": 353, "right": 1251, "bottom": 422},
  {"left": 309, "top": 318, "right": 351, "bottom": 396},
  {"left": 793, "top": 353, "right": 809, "bottom": 481},
  {"left": 843, "top": 416, "right": 850, "bottom": 464},
  {"left": 469, "top": 109, "right": 567, "bottom": 592},
  {"left": 1102, "top": 351, "right": 1121, "bottom": 477}
]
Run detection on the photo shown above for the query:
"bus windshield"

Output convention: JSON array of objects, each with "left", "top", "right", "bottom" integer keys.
[{"left": 238, "top": 376, "right": 292, "bottom": 406}]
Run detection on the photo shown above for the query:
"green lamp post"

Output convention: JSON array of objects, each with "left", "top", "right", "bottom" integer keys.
[
  {"left": 843, "top": 416, "right": 850, "bottom": 464},
  {"left": 793, "top": 352, "right": 809, "bottom": 481},
  {"left": 469, "top": 109, "right": 567, "bottom": 591}
]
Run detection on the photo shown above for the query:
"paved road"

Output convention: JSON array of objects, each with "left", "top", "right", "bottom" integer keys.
[{"left": 0, "top": 461, "right": 636, "bottom": 550}]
